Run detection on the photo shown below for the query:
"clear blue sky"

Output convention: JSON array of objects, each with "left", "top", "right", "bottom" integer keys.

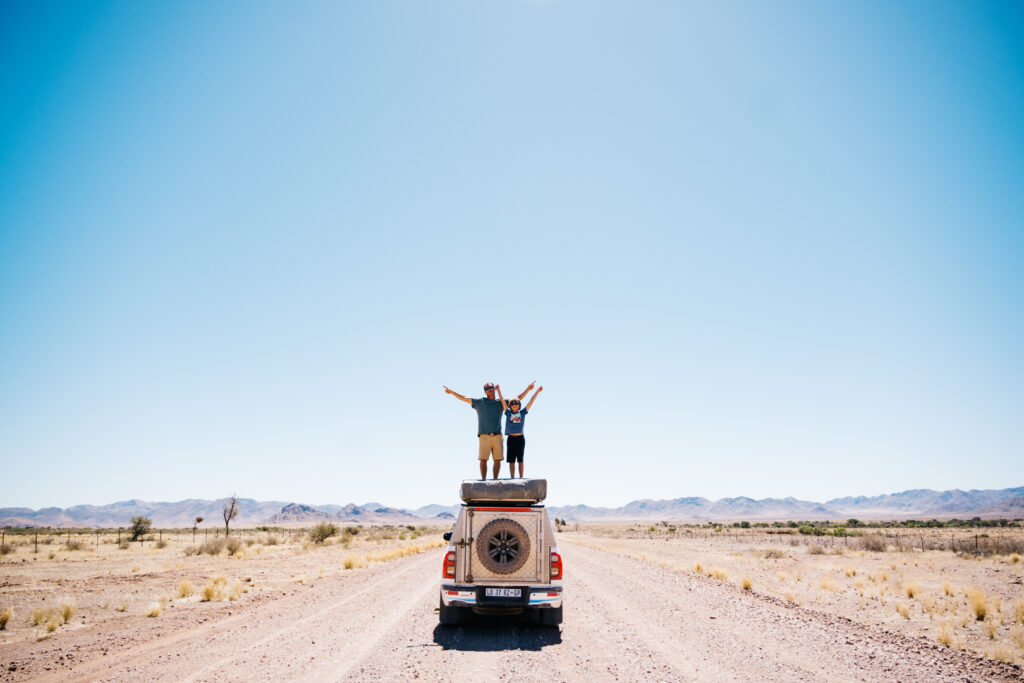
[{"left": 1, "top": 1, "right": 1022, "bottom": 511}]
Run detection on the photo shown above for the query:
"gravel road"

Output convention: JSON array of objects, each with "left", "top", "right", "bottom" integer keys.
[{"left": 9, "top": 542, "right": 1021, "bottom": 682}]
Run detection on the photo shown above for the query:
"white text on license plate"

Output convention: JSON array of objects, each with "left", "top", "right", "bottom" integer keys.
[{"left": 485, "top": 588, "right": 521, "bottom": 598}]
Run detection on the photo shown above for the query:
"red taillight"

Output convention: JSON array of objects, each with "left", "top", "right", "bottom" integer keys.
[
  {"left": 443, "top": 551, "right": 456, "bottom": 579},
  {"left": 550, "top": 551, "right": 562, "bottom": 580}
]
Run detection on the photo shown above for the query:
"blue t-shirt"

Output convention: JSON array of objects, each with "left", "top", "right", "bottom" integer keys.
[
  {"left": 504, "top": 408, "right": 528, "bottom": 435},
  {"left": 470, "top": 398, "right": 503, "bottom": 435}
]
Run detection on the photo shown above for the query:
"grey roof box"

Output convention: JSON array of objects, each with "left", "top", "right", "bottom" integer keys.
[{"left": 460, "top": 478, "right": 547, "bottom": 504}]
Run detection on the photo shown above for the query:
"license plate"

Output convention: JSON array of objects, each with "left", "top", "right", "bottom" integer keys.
[{"left": 484, "top": 588, "right": 521, "bottom": 598}]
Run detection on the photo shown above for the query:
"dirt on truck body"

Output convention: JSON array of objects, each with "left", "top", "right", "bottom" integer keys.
[{"left": 439, "top": 478, "right": 563, "bottom": 626}]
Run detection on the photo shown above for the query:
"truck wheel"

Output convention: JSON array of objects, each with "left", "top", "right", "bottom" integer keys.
[
  {"left": 539, "top": 605, "right": 562, "bottom": 626},
  {"left": 476, "top": 518, "right": 531, "bottom": 574},
  {"left": 439, "top": 597, "right": 465, "bottom": 625}
]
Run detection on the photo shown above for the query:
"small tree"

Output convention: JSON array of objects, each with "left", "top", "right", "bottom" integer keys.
[
  {"left": 192, "top": 516, "right": 204, "bottom": 542},
  {"left": 222, "top": 495, "right": 239, "bottom": 536},
  {"left": 130, "top": 516, "right": 152, "bottom": 542}
]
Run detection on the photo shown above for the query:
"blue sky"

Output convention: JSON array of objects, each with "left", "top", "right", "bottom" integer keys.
[{"left": 1, "top": 1, "right": 1022, "bottom": 510}]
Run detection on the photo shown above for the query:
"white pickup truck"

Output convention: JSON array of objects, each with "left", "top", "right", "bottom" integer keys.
[{"left": 439, "top": 478, "right": 563, "bottom": 626}]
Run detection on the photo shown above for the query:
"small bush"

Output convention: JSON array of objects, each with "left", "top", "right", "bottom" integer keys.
[
  {"left": 30, "top": 607, "right": 49, "bottom": 626},
  {"left": 807, "top": 545, "right": 825, "bottom": 555},
  {"left": 0, "top": 543, "right": 14, "bottom": 555},
  {"left": 708, "top": 566, "right": 727, "bottom": 580},
  {"left": 129, "top": 516, "right": 152, "bottom": 542},
  {"left": 264, "top": 535, "right": 280, "bottom": 546},
  {"left": 344, "top": 526, "right": 359, "bottom": 536},
  {"left": 1013, "top": 598, "right": 1024, "bottom": 625},
  {"left": 178, "top": 578, "right": 194, "bottom": 598},
  {"left": 694, "top": 562, "right": 704, "bottom": 574},
  {"left": 943, "top": 580, "right": 953, "bottom": 596},
  {"left": 937, "top": 621, "right": 955, "bottom": 647},
  {"left": 896, "top": 603, "right": 910, "bottom": 619},
  {"left": 0, "top": 607, "right": 12, "bottom": 630},
  {"left": 225, "top": 537, "right": 242, "bottom": 556},
  {"left": 118, "top": 541, "right": 130, "bottom": 550},
  {"left": 741, "top": 576, "right": 752, "bottom": 590},
  {"left": 200, "top": 538, "right": 226, "bottom": 555},
  {"left": 861, "top": 533, "right": 887, "bottom": 552},
  {"left": 904, "top": 582, "right": 920, "bottom": 599},
  {"left": 763, "top": 549, "right": 786, "bottom": 559},
  {"left": 183, "top": 545, "right": 199, "bottom": 556},
  {"left": 844, "top": 567, "right": 856, "bottom": 577},
  {"left": 155, "top": 540, "right": 167, "bottom": 549},
  {"left": 144, "top": 603, "right": 162, "bottom": 617},
  {"left": 309, "top": 523, "right": 339, "bottom": 544},
  {"left": 64, "top": 539, "right": 85, "bottom": 551},
  {"left": 984, "top": 618, "right": 999, "bottom": 639}
]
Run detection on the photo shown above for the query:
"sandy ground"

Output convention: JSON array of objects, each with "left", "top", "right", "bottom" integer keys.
[{"left": 2, "top": 529, "right": 1022, "bottom": 682}]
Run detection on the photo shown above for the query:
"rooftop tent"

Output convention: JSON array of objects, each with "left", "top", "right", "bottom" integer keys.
[{"left": 460, "top": 478, "right": 547, "bottom": 504}]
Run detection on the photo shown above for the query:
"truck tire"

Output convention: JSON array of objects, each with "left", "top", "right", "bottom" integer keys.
[
  {"left": 476, "top": 518, "right": 531, "bottom": 575},
  {"left": 539, "top": 605, "right": 562, "bottom": 626},
  {"left": 439, "top": 597, "right": 466, "bottom": 625}
]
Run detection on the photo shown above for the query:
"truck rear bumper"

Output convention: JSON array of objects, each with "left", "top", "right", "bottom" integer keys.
[{"left": 440, "top": 583, "right": 562, "bottom": 610}]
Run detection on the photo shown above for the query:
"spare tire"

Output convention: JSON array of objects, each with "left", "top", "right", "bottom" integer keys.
[{"left": 476, "top": 518, "right": 531, "bottom": 575}]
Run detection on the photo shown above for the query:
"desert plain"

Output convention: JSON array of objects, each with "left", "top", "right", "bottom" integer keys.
[{"left": 0, "top": 522, "right": 1022, "bottom": 681}]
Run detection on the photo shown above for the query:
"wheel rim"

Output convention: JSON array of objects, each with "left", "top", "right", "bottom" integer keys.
[{"left": 487, "top": 530, "right": 520, "bottom": 564}]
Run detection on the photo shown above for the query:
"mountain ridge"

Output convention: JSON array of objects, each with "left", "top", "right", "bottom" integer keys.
[{"left": 2, "top": 486, "right": 1022, "bottom": 527}]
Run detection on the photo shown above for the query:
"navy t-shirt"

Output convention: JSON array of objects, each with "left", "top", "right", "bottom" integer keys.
[
  {"left": 504, "top": 408, "right": 528, "bottom": 435},
  {"left": 470, "top": 398, "right": 503, "bottom": 435}
]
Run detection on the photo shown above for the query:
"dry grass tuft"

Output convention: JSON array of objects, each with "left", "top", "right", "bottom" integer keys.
[
  {"left": 844, "top": 567, "right": 856, "bottom": 577},
  {"left": 984, "top": 617, "right": 999, "bottom": 639},
  {"left": 178, "top": 578, "right": 194, "bottom": 598},
  {"left": 694, "top": 562, "right": 704, "bottom": 574},
  {"left": 1014, "top": 598, "right": 1024, "bottom": 625},
  {"left": 60, "top": 600, "right": 75, "bottom": 623},
  {"left": 943, "top": 580, "right": 953, "bottom": 596},
  {"left": 986, "top": 643, "right": 1014, "bottom": 663},
  {"left": 819, "top": 576, "right": 838, "bottom": 592},
  {"left": 937, "top": 620, "right": 955, "bottom": 647},
  {"left": 968, "top": 587, "right": 988, "bottom": 621},
  {"left": 708, "top": 566, "right": 727, "bottom": 580},
  {"left": 904, "top": 582, "right": 920, "bottom": 599},
  {"left": 228, "top": 581, "right": 243, "bottom": 601},
  {"left": 0, "top": 607, "right": 12, "bottom": 630},
  {"left": 807, "top": 545, "right": 825, "bottom": 555},
  {"left": 202, "top": 576, "right": 228, "bottom": 602},
  {"left": 344, "top": 555, "right": 368, "bottom": 570},
  {"left": 896, "top": 602, "right": 911, "bottom": 619},
  {"left": 784, "top": 592, "right": 795, "bottom": 603},
  {"left": 762, "top": 549, "right": 786, "bottom": 559},
  {"left": 144, "top": 603, "right": 162, "bottom": 617},
  {"left": 741, "top": 576, "right": 752, "bottom": 591}
]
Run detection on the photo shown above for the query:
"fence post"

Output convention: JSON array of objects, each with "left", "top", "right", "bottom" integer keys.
[{"left": 35, "top": 531, "right": 38, "bottom": 553}]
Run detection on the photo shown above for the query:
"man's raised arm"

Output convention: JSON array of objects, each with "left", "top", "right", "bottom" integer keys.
[
  {"left": 443, "top": 386, "right": 473, "bottom": 405},
  {"left": 517, "top": 380, "right": 536, "bottom": 401}
]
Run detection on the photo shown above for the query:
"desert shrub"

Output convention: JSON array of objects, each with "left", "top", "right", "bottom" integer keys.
[
  {"left": 63, "top": 539, "right": 85, "bottom": 551},
  {"left": 183, "top": 545, "right": 199, "bottom": 556},
  {"left": 343, "top": 555, "right": 368, "bottom": 569},
  {"left": 344, "top": 526, "right": 359, "bottom": 536},
  {"left": 896, "top": 603, "right": 910, "bottom": 619},
  {"left": 694, "top": 562, "right": 704, "bottom": 574},
  {"left": 762, "top": 549, "right": 786, "bottom": 559},
  {"left": 118, "top": 541, "right": 130, "bottom": 550},
  {"left": 937, "top": 621, "right": 955, "bottom": 647},
  {"left": 861, "top": 533, "right": 887, "bottom": 552},
  {"left": 1014, "top": 598, "right": 1024, "bottom": 625},
  {"left": 708, "top": 567, "right": 727, "bottom": 580},
  {"left": 0, "top": 607, "right": 11, "bottom": 630},
  {"left": 60, "top": 600, "right": 75, "bottom": 622},
  {"left": 797, "top": 524, "right": 821, "bottom": 536},
  {"left": 807, "top": 545, "right": 825, "bottom": 555},
  {"left": 200, "top": 538, "right": 226, "bottom": 555},
  {"left": 30, "top": 607, "right": 49, "bottom": 626},
  {"left": 0, "top": 543, "right": 14, "bottom": 555},
  {"left": 144, "top": 603, "right": 162, "bottom": 617},
  {"left": 309, "top": 523, "right": 339, "bottom": 544},
  {"left": 741, "top": 576, "right": 752, "bottom": 590},
  {"left": 129, "top": 516, "right": 152, "bottom": 542},
  {"left": 178, "top": 578, "right": 194, "bottom": 598},
  {"left": 264, "top": 535, "right": 280, "bottom": 546},
  {"left": 904, "top": 582, "right": 921, "bottom": 598},
  {"left": 225, "top": 537, "right": 241, "bottom": 556}
]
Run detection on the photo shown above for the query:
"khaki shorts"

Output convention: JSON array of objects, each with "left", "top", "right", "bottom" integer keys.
[{"left": 478, "top": 434, "right": 504, "bottom": 461}]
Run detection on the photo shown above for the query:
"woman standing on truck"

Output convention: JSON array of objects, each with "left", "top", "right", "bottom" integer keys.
[{"left": 496, "top": 384, "right": 542, "bottom": 479}]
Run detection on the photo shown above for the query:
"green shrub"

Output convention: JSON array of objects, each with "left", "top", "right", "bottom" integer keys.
[
  {"left": 129, "top": 517, "right": 152, "bottom": 542},
  {"left": 309, "top": 523, "right": 339, "bottom": 544}
]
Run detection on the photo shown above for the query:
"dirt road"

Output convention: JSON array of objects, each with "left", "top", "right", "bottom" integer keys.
[{"left": 6, "top": 542, "right": 1020, "bottom": 682}]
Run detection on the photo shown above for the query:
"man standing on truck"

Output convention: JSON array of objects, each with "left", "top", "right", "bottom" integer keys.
[{"left": 443, "top": 381, "right": 536, "bottom": 479}]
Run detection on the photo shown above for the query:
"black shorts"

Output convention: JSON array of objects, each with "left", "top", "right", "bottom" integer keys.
[{"left": 505, "top": 434, "right": 525, "bottom": 463}]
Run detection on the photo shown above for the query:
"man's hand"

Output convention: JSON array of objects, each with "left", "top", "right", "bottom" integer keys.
[
  {"left": 527, "top": 381, "right": 536, "bottom": 391},
  {"left": 442, "top": 386, "right": 452, "bottom": 394},
  {"left": 494, "top": 384, "right": 500, "bottom": 392}
]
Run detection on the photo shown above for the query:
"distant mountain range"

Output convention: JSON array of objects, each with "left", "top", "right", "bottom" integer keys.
[{"left": 2, "top": 486, "right": 1022, "bottom": 528}]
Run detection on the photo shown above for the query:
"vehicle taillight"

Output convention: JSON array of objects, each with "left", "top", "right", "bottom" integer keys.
[
  {"left": 442, "top": 551, "right": 456, "bottom": 579},
  {"left": 550, "top": 551, "right": 562, "bottom": 580}
]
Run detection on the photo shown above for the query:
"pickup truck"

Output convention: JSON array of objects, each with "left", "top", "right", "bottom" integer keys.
[{"left": 439, "top": 478, "right": 563, "bottom": 626}]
